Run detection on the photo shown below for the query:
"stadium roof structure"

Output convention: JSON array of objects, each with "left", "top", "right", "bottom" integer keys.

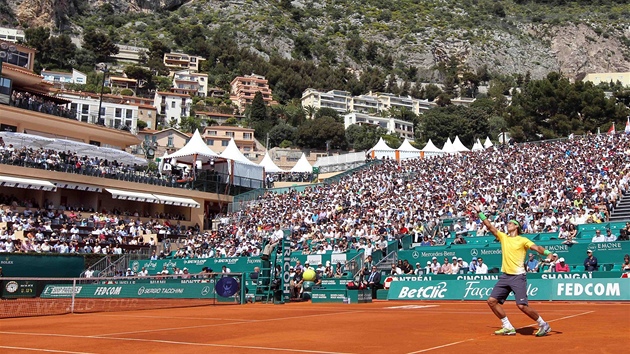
[
  {"left": 397, "top": 138, "right": 422, "bottom": 160},
  {"left": 441, "top": 137, "right": 458, "bottom": 154},
  {"left": 367, "top": 137, "right": 396, "bottom": 159},
  {"left": 290, "top": 153, "right": 313, "bottom": 173},
  {"left": 259, "top": 151, "right": 284, "bottom": 173},
  {"left": 421, "top": 139, "right": 442, "bottom": 153}
]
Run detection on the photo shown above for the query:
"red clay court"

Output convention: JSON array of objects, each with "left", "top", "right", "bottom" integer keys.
[{"left": 1, "top": 300, "right": 628, "bottom": 353}]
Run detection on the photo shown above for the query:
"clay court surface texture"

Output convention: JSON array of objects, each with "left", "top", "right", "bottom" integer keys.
[{"left": 1, "top": 300, "right": 628, "bottom": 354}]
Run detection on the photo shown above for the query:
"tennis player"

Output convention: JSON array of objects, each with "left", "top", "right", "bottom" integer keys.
[{"left": 474, "top": 204, "right": 552, "bottom": 337}]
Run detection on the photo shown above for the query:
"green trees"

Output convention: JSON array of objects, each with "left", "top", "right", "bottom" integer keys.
[
  {"left": 82, "top": 28, "right": 119, "bottom": 64},
  {"left": 296, "top": 116, "right": 346, "bottom": 150}
]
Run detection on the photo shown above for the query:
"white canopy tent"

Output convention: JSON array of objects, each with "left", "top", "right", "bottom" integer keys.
[
  {"left": 166, "top": 130, "right": 220, "bottom": 164},
  {"left": 452, "top": 136, "right": 470, "bottom": 152},
  {"left": 421, "top": 139, "right": 443, "bottom": 158},
  {"left": 290, "top": 153, "right": 313, "bottom": 173},
  {"left": 219, "top": 138, "right": 257, "bottom": 166},
  {"left": 367, "top": 137, "right": 396, "bottom": 159},
  {"left": 219, "top": 138, "right": 264, "bottom": 188},
  {"left": 259, "top": 152, "right": 285, "bottom": 173},
  {"left": 484, "top": 136, "right": 494, "bottom": 149},
  {"left": 441, "top": 137, "right": 458, "bottom": 154},
  {"left": 471, "top": 138, "right": 484, "bottom": 151},
  {"left": 397, "top": 138, "right": 422, "bottom": 160}
]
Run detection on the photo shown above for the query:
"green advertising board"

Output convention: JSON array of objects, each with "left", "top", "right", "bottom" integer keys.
[
  {"left": 399, "top": 241, "right": 630, "bottom": 270},
  {"left": 386, "top": 271, "right": 621, "bottom": 283},
  {"left": 387, "top": 278, "right": 630, "bottom": 301},
  {"left": 0, "top": 254, "right": 85, "bottom": 277},
  {"left": 41, "top": 278, "right": 218, "bottom": 299}
]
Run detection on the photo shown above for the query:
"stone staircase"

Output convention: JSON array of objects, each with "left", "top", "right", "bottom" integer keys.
[{"left": 610, "top": 192, "right": 630, "bottom": 221}]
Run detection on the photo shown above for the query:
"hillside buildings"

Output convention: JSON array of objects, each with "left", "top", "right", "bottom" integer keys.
[
  {"left": 163, "top": 52, "right": 206, "bottom": 72},
  {"left": 229, "top": 73, "right": 276, "bottom": 112},
  {"left": 583, "top": 72, "right": 630, "bottom": 87},
  {"left": 0, "top": 27, "right": 25, "bottom": 43},
  {"left": 173, "top": 70, "right": 208, "bottom": 97},
  {"left": 41, "top": 69, "right": 87, "bottom": 88},
  {"left": 344, "top": 112, "right": 415, "bottom": 141}
]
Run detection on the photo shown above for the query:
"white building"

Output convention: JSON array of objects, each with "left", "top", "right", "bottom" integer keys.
[
  {"left": 173, "top": 70, "right": 208, "bottom": 97},
  {"left": 112, "top": 45, "right": 147, "bottom": 64},
  {"left": 154, "top": 91, "right": 192, "bottom": 125},
  {"left": 344, "top": 112, "right": 415, "bottom": 141},
  {"left": 57, "top": 91, "right": 139, "bottom": 132},
  {"left": 41, "top": 69, "right": 87, "bottom": 88},
  {"left": 302, "top": 88, "right": 440, "bottom": 116},
  {"left": 163, "top": 52, "right": 206, "bottom": 72},
  {"left": 301, "top": 88, "right": 351, "bottom": 114},
  {"left": 0, "top": 27, "right": 25, "bottom": 43}
]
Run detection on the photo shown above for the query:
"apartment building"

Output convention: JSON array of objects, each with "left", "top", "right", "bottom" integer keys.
[
  {"left": 202, "top": 125, "right": 257, "bottom": 158},
  {"left": 41, "top": 69, "right": 87, "bottom": 88},
  {"left": 154, "top": 91, "right": 192, "bottom": 125},
  {"left": 583, "top": 72, "right": 630, "bottom": 87},
  {"left": 163, "top": 52, "right": 206, "bottom": 72},
  {"left": 301, "top": 88, "right": 351, "bottom": 114},
  {"left": 173, "top": 70, "right": 208, "bottom": 97},
  {"left": 229, "top": 73, "right": 275, "bottom": 112},
  {"left": 108, "top": 76, "right": 138, "bottom": 92},
  {"left": 57, "top": 91, "right": 139, "bottom": 132},
  {"left": 344, "top": 112, "right": 415, "bottom": 141},
  {"left": 302, "top": 88, "right": 442, "bottom": 116},
  {"left": 0, "top": 27, "right": 25, "bottom": 43},
  {"left": 112, "top": 45, "right": 147, "bottom": 64}
]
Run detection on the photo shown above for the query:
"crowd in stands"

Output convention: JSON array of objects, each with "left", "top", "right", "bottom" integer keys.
[
  {"left": 2, "top": 133, "right": 630, "bottom": 271},
  {"left": 0, "top": 195, "right": 192, "bottom": 255},
  {"left": 231, "top": 133, "right": 630, "bottom": 255},
  {"left": 10, "top": 91, "right": 76, "bottom": 119}
]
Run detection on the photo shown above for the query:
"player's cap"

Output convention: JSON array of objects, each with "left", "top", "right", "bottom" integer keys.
[
  {"left": 587, "top": 249, "right": 593, "bottom": 253},
  {"left": 552, "top": 253, "right": 558, "bottom": 256}
]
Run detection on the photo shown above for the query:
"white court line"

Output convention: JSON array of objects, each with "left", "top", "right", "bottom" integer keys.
[
  {"left": 0, "top": 332, "right": 351, "bottom": 354},
  {"left": 517, "top": 310, "right": 595, "bottom": 330},
  {"left": 95, "top": 314, "right": 255, "bottom": 321},
  {"left": 95, "top": 310, "right": 363, "bottom": 337},
  {"left": 0, "top": 346, "right": 95, "bottom": 354},
  {"left": 404, "top": 310, "right": 595, "bottom": 353}
]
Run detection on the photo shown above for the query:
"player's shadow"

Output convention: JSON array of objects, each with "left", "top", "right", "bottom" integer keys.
[{"left": 516, "top": 327, "right": 561, "bottom": 336}]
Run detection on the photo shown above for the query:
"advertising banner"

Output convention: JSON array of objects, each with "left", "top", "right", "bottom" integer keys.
[
  {"left": 2, "top": 279, "right": 37, "bottom": 298},
  {"left": 387, "top": 278, "right": 630, "bottom": 301},
  {"left": 41, "top": 278, "right": 217, "bottom": 299}
]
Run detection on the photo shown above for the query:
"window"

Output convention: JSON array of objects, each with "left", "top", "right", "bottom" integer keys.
[
  {"left": 207, "top": 130, "right": 217, "bottom": 136},
  {"left": 222, "top": 140, "right": 229, "bottom": 146},
  {"left": 226, "top": 132, "right": 235, "bottom": 137},
  {"left": 126, "top": 109, "right": 133, "bottom": 119},
  {"left": 167, "top": 137, "right": 174, "bottom": 147},
  {"left": 243, "top": 133, "right": 252, "bottom": 139},
  {"left": 115, "top": 108, "right": 122, "bottom": 118},
  {"left": 171, "top": 101, "right": 176, "bottom": 108},
  {"left": 206, "top": 139, "right": 214, "bottom": 146},
  {"left": 144, "top": 135, "right": 150, "bottom": 143}
]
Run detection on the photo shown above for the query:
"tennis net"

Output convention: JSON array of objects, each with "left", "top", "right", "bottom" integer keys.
[{"left": 0, "top": 273, "right": 245, "bottom": 318}]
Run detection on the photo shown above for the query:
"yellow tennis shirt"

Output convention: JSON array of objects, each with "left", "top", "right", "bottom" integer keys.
[{"left": 496, "top": 231, "right": 534, "bottom": 275}]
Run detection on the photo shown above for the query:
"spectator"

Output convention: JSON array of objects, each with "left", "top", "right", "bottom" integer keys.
[
  {"left": 430, "top": 257, "right": 441, "bottom": 274},
  {"left": 604, "top": 229, "right": 617, "bottom": 242},
  {"left": 138, "top": 266, "right": 149, "bottom": 276},
  {"left": 124, "top": 267, "right": 135, "bottom": 277},
  {"left": 390, "top": 263, "right": 403, "bottom": 275},
  {"left": 450, "top": 256, "right": 460, "bottom": 274},
  {"left": 401, "top": 259, "right": 413, "bottom": 274},
  {"left": 584, "top": 250, "right": 598, "bottom": 271},
  {"left": 366, "top": 265, "right": 382, "bottom": 299},
  {"left": 555, "top": 258, "right": 570, "bottom": 272},
  {"left": 290, "top": 267, "right": 303, "bottom": 299},
  {"left": 469, "top": 257, "right": 478, "bottom": 273},
  {"left": 475, "top": 257, "right": 489, "bottom": 274},
  {"left": 84, "top": 267, "right": 94, "bottom": 278},
  {"left": 526, "top": 253, "right": 540, "bottom": 273},
  {"left": 458, "top": 257, "right": 468, "bottom": 268},
  {"left": 423, "top": 261, "right": 432, "bottom": 275},
  {"left": 591, "top": 230, "right": 606, "bottom": 243},
  {"left": 621, "top": 254, "right": 630, "bottom": 272},
  {"left": 413, "top": 262, "right": 423, "bottom": 275}
]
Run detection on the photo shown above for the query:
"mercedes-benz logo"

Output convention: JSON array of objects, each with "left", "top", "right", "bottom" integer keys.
[
  {"left": 470, "top": 249, "right": 479, "bottom": 256},
  {"left": 412, "top": 251, "right": 420, "bottom": 259},
  {"left": 201, "top": 286, "right": 210, "bottom": 296}
]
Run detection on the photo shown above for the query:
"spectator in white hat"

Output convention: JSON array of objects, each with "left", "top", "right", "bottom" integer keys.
[{"left": 555, "top": 258, "right": 570, "bottom": 272}]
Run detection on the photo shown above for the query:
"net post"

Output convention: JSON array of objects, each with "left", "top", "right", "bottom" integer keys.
[
  {"left": 239, "top": 272, "right": 246, "bottom": 304},
  {"left": 71, "top": 278, "right": 76, "bottom": 314}
]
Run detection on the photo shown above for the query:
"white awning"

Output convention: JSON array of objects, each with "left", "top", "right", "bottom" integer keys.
[
  {"left": 153, "top": 194, "right": 200, "bottom": 208},
  {"left": 54, "top": 182, "right": 102, "bottom": 192},
  {"left": 105, "top": 188, "right": 161, "bottom": 203},
  {"left": 0, "top": 175, "right": 56, "bottom": 191}
]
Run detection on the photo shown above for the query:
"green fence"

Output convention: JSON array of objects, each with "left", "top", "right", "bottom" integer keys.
[{"left": 387, "top": 277, "right": 630, "bottom": 301}]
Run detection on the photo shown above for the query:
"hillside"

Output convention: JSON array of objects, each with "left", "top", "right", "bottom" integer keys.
[{"left": 3, "top": 0, "right": 630, "bottom": 81}]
